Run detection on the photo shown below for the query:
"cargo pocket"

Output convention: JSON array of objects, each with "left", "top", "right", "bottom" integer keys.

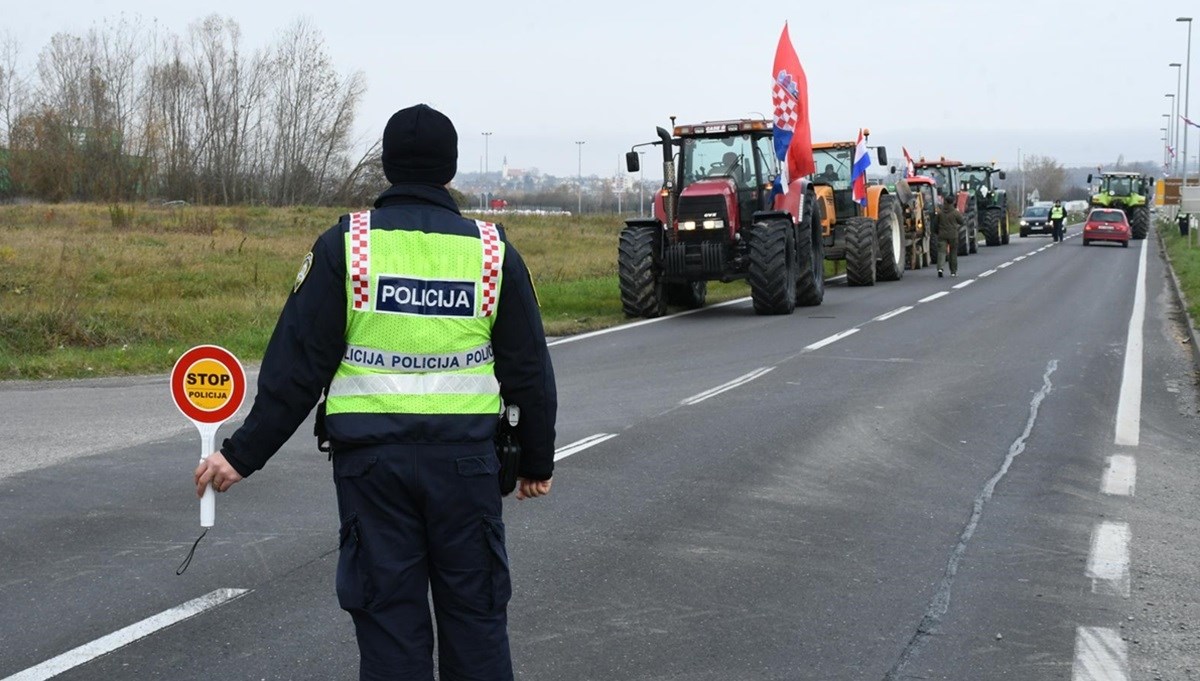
[
  {"left": 482, "top": 515, "right": 512, "bottom": 613},
  {"left": 336, "top": 512, "right": 375, "bottom": 611}
]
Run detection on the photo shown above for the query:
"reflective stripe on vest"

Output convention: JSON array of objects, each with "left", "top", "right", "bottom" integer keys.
[{"left": 326, "top": 211, "right": 504, "bottom": 418}]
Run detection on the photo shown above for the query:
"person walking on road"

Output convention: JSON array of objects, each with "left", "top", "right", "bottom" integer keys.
[
  {"left": 937, "top": 193, "right": 963, "bottom": 278},
  {"left": 1049, "top": 199, "right": 1066, "bottom": 242},
  {"left": 192, "top": 103, "right": 558, "bottom": 681}
]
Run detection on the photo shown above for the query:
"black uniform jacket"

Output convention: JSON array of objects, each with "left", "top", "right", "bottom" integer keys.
[{"left": 220, "top": 183, "right": 557, "bottom": 480}]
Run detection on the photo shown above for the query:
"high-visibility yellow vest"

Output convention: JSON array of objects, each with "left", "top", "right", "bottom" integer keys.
[
  {"left": 325, "top": 211, "right": 505, "bottom": 417},
  {"left": 1050, "top": 206, "right": 1065, "bottom": 220}
]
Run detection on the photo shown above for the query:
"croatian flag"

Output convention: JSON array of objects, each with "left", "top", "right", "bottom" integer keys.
[
  {"left": 851, "top": 129, "right": 871, "bottom": 206},
  {"left": 771, "top": 23, "right": 815, "bottom": 195},
  {"left": 902, "top": 146, "right": 915, "bottom": 178},
  {"left": 1182, "top": 114, "right": 1200, "bottom": 129}
]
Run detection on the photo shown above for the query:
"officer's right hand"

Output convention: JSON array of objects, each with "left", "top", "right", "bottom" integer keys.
[{"left": 516, "top": 477, "right": 551, "bottom": 500}]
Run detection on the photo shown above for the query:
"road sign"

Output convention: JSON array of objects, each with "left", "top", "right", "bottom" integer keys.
[{"left": 170, "top": 345, "right": 246, "bottom": 527}]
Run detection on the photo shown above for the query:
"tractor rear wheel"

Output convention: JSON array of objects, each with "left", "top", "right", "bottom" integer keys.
[
  {"left": 795, "top": 195, "right": 825, "bottom": 307},
  {"left": 967, "top": 209, "right": 978, "bottom": 254},
  {"left": 665, "top": 281, "right": 706, "bottom": 309},
  {"left": 748, "top": 220, "right": 797, "bottom": 315},
  {"left": 876, "top": 194, "right": 904, "bottom": 281},
  {"left": 981, "top": 207, "right": 1002, "bottom": 246},
  {"left": 1129, "top": 205, "right": 1149, "bottom": 240},
  {"left": 1000, "top": 213, "right": 1010, "bottom": 244},
  {"left": 844, "top": 217, "right": 878, "bottom": 287},
  {"left": 617, "top": 224, "right": 666, "bottom": 318}
]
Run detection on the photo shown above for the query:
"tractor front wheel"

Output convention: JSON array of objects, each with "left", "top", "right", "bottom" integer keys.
[
  {"left": 876, "top": 194, "right": 905, "bottom": 281},
  {"left": 749, "top": 220, "right": 797, "bottom": 315},
  {"left": 617, "top": 224, "right": 666, "bottom": 318},
  {"left": 1129, "top": 205, "right": 1149, "bottom": 240},
  {"left": 844, "top": 217, "right": 878, "bottom": 287}
]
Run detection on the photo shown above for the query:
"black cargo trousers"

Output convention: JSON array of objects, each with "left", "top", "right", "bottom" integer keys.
[{"left": 333, "top": 442, "right": 513, "bottom": 681}]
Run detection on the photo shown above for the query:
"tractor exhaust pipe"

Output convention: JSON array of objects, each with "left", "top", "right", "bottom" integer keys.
[{"left": 656, "top": 126, "right": 677, "bottom": 229}]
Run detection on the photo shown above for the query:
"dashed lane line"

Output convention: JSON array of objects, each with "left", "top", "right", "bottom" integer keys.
[
  {"left": 1086, "top": 521, "right": 1131, "bottom": 598},
  {"left": 554, "top": 433, "right": 619, "bottom": 461},
  {"left": 803, "top": 329, "right": 860, "bottom": 352},
  {"left": 978, "top": 268, "right": 997, "bottom": 278},
  {"left": 951, "top": 279, "right": 975, "bottom": 289},
  {"left": 2, "top": 588, "right": 251, "bottom": 681},
  {"left": 873, "top": 306, "right": 913, "bottom": 322},
  {"left": 917, "top": 291, "right": 949, "bottom": 303},
  {"left": 1072, "top": 627, "right": 1129, "bottom": 681},
  {"left": 1101, "top": 455, "right": 1136, "bottom": 497},
  {"left": 680, "top": 367, "right": 775, "bottom": 406}
]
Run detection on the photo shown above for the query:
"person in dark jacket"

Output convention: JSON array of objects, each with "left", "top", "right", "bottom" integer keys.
[
  {"left": 937, "top": 194, "right": 963, "bottom": 277},
  {"left": 192, "top": 104, "right": 557, "bottom": 680}
]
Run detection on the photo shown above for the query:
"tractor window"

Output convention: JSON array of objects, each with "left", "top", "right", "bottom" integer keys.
[
  {"left": 755, "top": 136, "right": 778, "bottom": 186},
  {"left": 915, "top": 166, "right": 950, "bottom": 191},
  {"left": 681, "top": 135, "right": 756, "bottom": 189},
  {"left": 812, "top": 148, "right": 852, "bottom": 189},
  {"left": 1103, "top": 177, "right": 1133, "bottom": 196},
  {"left": 959, "top": 170, "right": 987, "bottom": 189}
]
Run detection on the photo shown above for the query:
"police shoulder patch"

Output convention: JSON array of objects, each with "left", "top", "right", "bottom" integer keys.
[{"left": 293, "top": 252, "right": 314, "bottom": 293}]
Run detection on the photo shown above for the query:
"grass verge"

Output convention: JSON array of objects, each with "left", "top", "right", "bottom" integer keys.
[{"left": 1160, "top": 220, "right": 1200, "bottom": 325}]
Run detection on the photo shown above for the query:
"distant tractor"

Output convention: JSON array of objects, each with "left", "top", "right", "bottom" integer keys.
[
  {"left": 1086, "top": 171, "right": 1150, "bottom": 240},
  {"left": 617, "top": 118, "right": 824, "bottom": 317},
  {"left": 912, "top": 157, "right": 977, "bottom": 256},
  {"left": 958, "top": 163, "right": 1009, "bottom": 246},
  {"left": 810, "top": 132, "right": 903, "bottom": 286},
  {"left": 893, "top": 176, "right": 935, "bottom": 269}
]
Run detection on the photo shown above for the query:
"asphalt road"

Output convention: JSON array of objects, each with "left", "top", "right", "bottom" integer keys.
[{"left": 2, "top": 227, "right": 1198, "bottom": 680}]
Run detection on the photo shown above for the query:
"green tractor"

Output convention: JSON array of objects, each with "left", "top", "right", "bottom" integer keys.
[
  {"left": 1086, "top": 171, "right": 1150, "bottom": 239},
  {"left": 959, "top": 163, "right": 1009, "bottom": 246}
]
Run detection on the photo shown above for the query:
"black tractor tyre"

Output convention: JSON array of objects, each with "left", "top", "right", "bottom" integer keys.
[
  {"left": 617, "top": 224, "right": 666, "bottom": 318},
  {"left": 1000, "top": 214, "right": 1011, "bottom": 244},
  {"left": 1019, "top": 227, "right": 1028, "bottom": 238},
  {"left": 1129, "top": 205, "right": 1149, "bottom": 240},
  {"left": 795, "top": 196, "right": 825, "bottom": 306},
  {"left": 876, "top": 195, "right": 905, "bottom": 281},
  {"left": 665, "top": 281, "right": 707, "bottom": 309},
  {"left": 748, "top": 220, "right": 797, "bottom": 315},
  {"left": 844, "top": 217, "right": 878, "bottom": 287},
  {"left": 981, "top": 207, "right": 1002, "bottom": 246},
  {"left": 967, "top": 209, "right": 978, "bottom": 254}
]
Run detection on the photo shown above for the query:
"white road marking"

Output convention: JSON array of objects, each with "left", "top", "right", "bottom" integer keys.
[
  {"left": 998, "top": 261, "right": 1013, "bottom": 269},
  {"left": 1086, "top": 521, "right": 1131, "bottom": 597},
  {"left": 873, "top": 306, "right": 913, "bottom": 322},
  {"left": 1072, "top": 627, "right": 1129, "bottom": 681},
  {"left": 918, "top": 292, "right": 949, "bottom": 303},
  {"left": 978, "top": 268, "right": 997, "bottom": 278},
  {"left": 681, "top": 367, "right": 775, "bottom": 405},
  {"left": 952, "top": 279, "right": 975, "bottom": 289},
  {"left": 803, "top": 328, "right": 860, "bottom": 351},
  {"left": 1114, "top": 238, "right": 1148, "bottom": 446},
  {"left": 554, "top": 433, "right": 618, "bottom": 461},
  {"left": 1014, "top": 255, "right": 1027, "bottom": 261},
  {"left": 1101, "top": 455, "right": 1136, "bottom": 497},
  {"left": 3, "top": 588, "right": 251, "bottom": 681}
]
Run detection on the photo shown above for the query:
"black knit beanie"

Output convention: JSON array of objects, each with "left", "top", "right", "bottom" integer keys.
[{"left": 381, "top": 104, "right": 458, "bottom": 185}]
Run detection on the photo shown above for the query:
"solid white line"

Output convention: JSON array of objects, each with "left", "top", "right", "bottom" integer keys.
[
  {"left": 1101, "top": 455, "right": 1136, "bottom": 496},
  {"left": 554, "top": 433, "right": 618, "bottom": 461},
  {"left": 1114, "top": 239, "right": 1148, "bottom": 446},
  {"left": 1086, "top": 521, "right": 1131, "bottom": 598},
  {"left": 978, "top": 268, "right": 997, "bottom": 278},
  {"left": 918, "top": 291, "right": 949, "bottom": 303},
  {"left": 547, "top": 297, "right": 747, "bottom": 347},
  {"left": 1072, "top": 627, "right": 1129, "bottom": 681},
  {"left": 803, "top": 328, "right": 860, "bottom": 351},
  {"left": 3, "top": 588, "right": 251, "bottom": 681},
  {"left": 873, "top": 306, "right": 913, "bottom": 322},
  {"left": 680, "top": 367, "right": 774, "bottom": 406},
  {"left": 952, "top": 279, "right": 975, "bottom": 289}
]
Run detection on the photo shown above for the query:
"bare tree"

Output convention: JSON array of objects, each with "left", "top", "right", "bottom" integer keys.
[{"left": 1021, "top": 155, "right": 1067, "bottom": 203}]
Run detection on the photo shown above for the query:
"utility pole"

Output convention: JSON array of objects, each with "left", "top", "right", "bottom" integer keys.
[
  {"left": 575, "top": 140, "right": 585, "bottom": 215},
  {"left": 1179, "top": 17, "right": 1193, "bottom": 187},
  {"left": 1171, "top": 62, "right": 1183, "bottom": 175}
]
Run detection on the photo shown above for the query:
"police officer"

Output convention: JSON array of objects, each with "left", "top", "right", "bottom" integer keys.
[
  {"left": 192, "top": 103, "right": 557, "bottom": 680},
  {"left": 1049, "top": 199, "right": 1066, "bottom": 242},
  {"left": 937, "top": 193, "right": 963, "bottom": 278}
]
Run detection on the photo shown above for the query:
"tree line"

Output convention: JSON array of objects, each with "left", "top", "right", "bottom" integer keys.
[{"left": 0, "top": 15, "right": 384, "bottom": 206}]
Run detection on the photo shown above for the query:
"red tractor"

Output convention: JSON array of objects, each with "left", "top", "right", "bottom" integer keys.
[
  {"left": 618, "top": 118, "right": 823, "bottom": 317},
  {"left": 911, "top": 157, "right": 977, "bottom": 256}
]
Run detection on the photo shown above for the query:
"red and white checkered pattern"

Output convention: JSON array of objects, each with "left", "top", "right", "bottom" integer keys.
[
  {"left": 349, "top": 211, "right": 371, "bottom": 310},
  {"left": 476, "top": 220, "right": 501, "bottom": 317},
  {"left": 772, "top": 82, "right": 797, "bottom": 132}
]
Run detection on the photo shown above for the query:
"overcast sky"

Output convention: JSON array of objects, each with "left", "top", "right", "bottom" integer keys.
[{"left": 5, "top": 0, "right": 1197, "bottom": 178}]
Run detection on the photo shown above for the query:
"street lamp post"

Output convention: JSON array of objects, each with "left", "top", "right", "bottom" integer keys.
[
  {"left": 575, "top": 141, "right": 585, "bottom": 215},
  {"left": 1171, "top": 63, "right": 1183, "bottom": 175},
  {"left": 1166, "top": 94, "right": 1177, "bottom": 173},
  {"left": 1179, "top": 17, "right": 1193, "bottom": 187},
  {"left": 1162, "top": 127, "right": 1170, "bottom": 170}
]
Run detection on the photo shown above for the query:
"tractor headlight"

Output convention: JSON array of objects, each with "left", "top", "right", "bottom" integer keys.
[
  {"left": 702, "top": 219, "right": 725, "bottom": 230},
  {"left": 680, "top": 220, "right": 697, "bottom": 231}
]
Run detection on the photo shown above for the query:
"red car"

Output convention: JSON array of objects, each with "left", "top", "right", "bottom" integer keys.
[{"left": 1082, "top": 208, "right": 1131, "bottom": 247}]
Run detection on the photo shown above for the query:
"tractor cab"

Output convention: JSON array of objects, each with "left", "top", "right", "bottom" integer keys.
[
  {"left": 811, "top": 143, "right": 859, "bottom": 223},
  {"left": 668, "top": 120, "right": 778, "bottom": 239}
]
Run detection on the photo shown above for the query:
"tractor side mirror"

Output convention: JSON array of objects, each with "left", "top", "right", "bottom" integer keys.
[
  {"left": 625, "top": 152, "right": 640, "bottom": 173},
  {"left": 998, "top": 171, "right": 1007, "bottom": 180},
  {"left": 876, "top": 147, "right": 888, "bottom": 166},
  {"left": 1086, "top": 173, "right": 1093, "bottom": 184},
  {"left": 890, "top": 166, "right": 897, "bottom": 175}
]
